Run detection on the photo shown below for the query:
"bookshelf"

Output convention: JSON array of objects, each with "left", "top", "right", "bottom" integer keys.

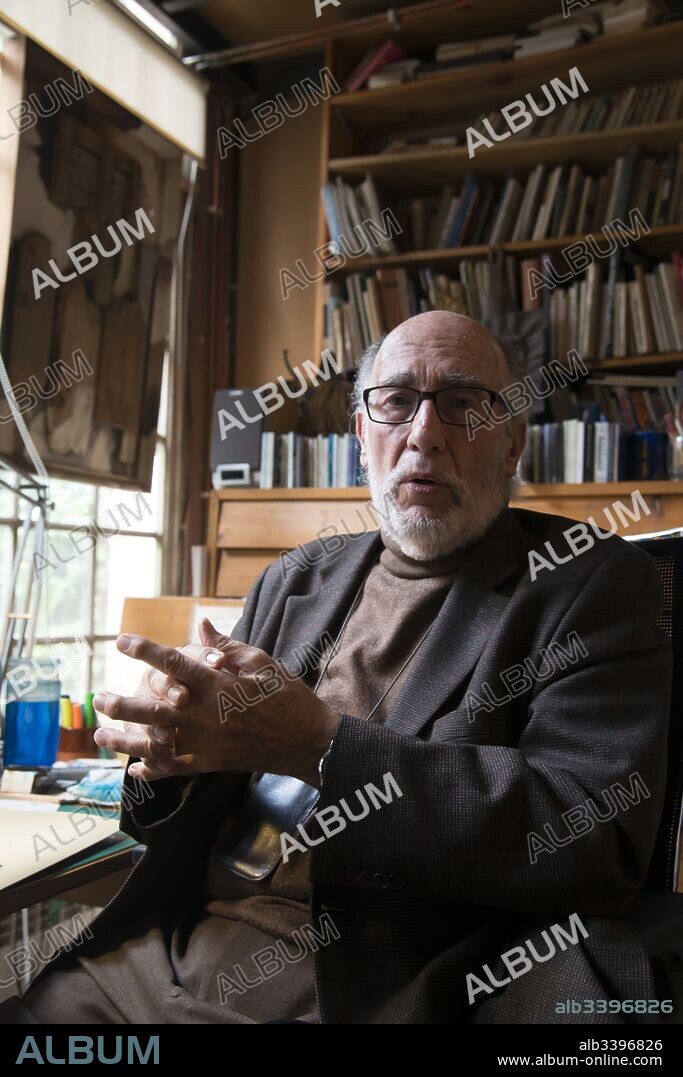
[
  {"left": 322, "top": 226, "right": 683, "bottom": 272},
  {"left": 328, "top": 125, "right": 683, "bottom": 186},
  {"left": 329, "top": 22, "right": 683, "bottom": 133},
  {"left": 222, "top": 0, "right": 683, "bottom": 525}
]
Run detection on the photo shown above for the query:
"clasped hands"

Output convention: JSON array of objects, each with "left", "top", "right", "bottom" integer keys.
[{"left": 92, "top": 618, "right": 340, "bottom": 789}]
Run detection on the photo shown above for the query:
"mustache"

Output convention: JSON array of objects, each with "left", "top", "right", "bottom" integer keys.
[{"left": 384, "top": 464, "right": 464, "bottom": 504}]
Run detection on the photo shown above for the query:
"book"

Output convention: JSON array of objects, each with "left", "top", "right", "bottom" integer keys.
[{"left": 344, "top": 40, "right": 406, "bottom": 93}]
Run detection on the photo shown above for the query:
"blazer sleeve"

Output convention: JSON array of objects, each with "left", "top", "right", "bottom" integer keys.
[
  {"left": 310, "top": 542, "right": 672, "bottom": 918},
  {"left": 119, "top": 565, "right": 270, "bottom": 843}
]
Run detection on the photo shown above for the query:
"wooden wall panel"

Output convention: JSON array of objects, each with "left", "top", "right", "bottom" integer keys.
[
  {"left": 206, "top": 487, "right": 683, "bottom": 597},
  {"left": 235, "top": 104, "right": 323, "bottom": 388},
  {"left": 216, "top": 550, "right": 278, "bottom": 597},
  {"left": 0, "top": 35, "right": 25, "bottom": 326},
  {"left": 217, "top": 496, "right": 375, "bottom": 548},
  {"left": 121, "top": 596, "right": 243, "bottom": 647}
]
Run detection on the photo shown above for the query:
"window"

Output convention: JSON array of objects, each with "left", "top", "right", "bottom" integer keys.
[{"left": 1, "top": 363, "right": 169, "bottom": 707}]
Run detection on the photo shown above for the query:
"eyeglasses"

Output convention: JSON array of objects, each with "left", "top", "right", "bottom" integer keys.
[{"left": 362, "top": 385, "right": 508, "bottom": 426}]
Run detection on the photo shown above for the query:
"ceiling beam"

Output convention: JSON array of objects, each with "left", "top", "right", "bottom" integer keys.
[{"left": 182, "top": 0, "right": 474, "bottom": 70}]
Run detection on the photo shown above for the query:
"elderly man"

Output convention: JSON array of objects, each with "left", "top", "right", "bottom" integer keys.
[{"left": 3, "top": 311, "right": 671, "bottom": 1024}]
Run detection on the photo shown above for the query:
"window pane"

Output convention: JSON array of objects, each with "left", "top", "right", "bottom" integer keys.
[
  {"left": 32, "top": 640, "right": 90, "bottom": 702},
  {"left": 92, "top": 640, "right": 146, "bottom": 716},
  {"left": 0, "top": 526, "right": 13, "bottom": 617},
  {"left": 95, "top": 455, "right": 163, "bottom": 535},
  {"left": 157, "top": 352, "right": 169, "bottom": 439},
  {"left": 44, "top": 478, "right": 96, "bottom": 526},
  {"left": 94, "top": 535, "right": 158, "bottom": 636},
  {"left": 0, "top": 472, "right": 16, "bottom": 518},
  {"left": 34, "top": 530, "right": 92, "bottom": 638}
]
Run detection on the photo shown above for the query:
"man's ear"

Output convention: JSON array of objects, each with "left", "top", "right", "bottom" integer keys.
[
  {"left": 505, "top": 420, "right": 526, "bottom": 476},
  {"left": 356, "top": 411, "right": 368, "bottom": 469}
]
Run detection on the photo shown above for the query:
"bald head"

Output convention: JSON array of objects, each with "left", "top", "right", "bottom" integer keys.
[{"left": 374, "top": 311, "right": 512, "bottom": 390}]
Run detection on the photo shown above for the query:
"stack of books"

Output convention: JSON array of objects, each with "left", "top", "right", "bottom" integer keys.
[
  {"left": 343, "top": 40, "right": 407, "bottom": 92},
  {"left": 434, "top": 34, "right": 517, "bottom": 64},
  {"left": 259, "top": 432, "right": 361, "bottom": 489},
  {"left": 513, "top": 13, "right": 601, "bottom": 59},
  {"left": 340, "top": 4, "right": 672, "bottom": 94},
  {"left": 596, "top": 0, "right": 663, "bottom": 35}
]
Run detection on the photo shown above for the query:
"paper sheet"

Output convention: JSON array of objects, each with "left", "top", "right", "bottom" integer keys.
[
  {"left": 0, "top": 807, "right": 120, "bottom": 891},
  {"left": 190, "top": 603, "right": 244, "bottom": 644},
  {"left": 0, "top": 798, "right": 58, "bottom": 813}
]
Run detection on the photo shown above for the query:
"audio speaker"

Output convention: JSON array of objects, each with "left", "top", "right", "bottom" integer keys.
[{"left": 210, "top": 389, "right": 265, "bottom": 485}]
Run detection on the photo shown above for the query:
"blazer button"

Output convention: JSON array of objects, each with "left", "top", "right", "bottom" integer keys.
[
  {"left": 371, "top": 873, "right": 390, "bottom": 889},
  {"left": 388, "top": 874, "right": 405, "bottom": 891}
]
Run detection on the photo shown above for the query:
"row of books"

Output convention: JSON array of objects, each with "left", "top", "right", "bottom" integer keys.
[
  {"left": 519, "top": 421, "right": 664, "bottom": 484},
  {"left": 379, "top": 76, "right": 683, "bottom": 156},
  {"left": 564, "top": 374, "right": 682, "bottom": 434},
  {"left": 324, "top": 145, "right": 683, "bottom": 260},
  {"left": 513, "top": 1, "right": 660, "bottom": 62},
  {"left": 537, "top": 256, "right": 683, "bottom": 361},
  {"left": 321, "top": 174, "right": 398, "bottom": 256},
  {"left": 258, "top": 432, "right": 361, "bottom": 489},
  {"left": 342, "top": 1, "right": 674, "bottom": 92},
  {"left": 323, "top": 257, "right": 549, "bottom": 368},
  {"left": 397, "top": 149, "right": 682, "bottom": 252},
  {"left": 322, "top": 246, "right": 683, "bottom": 372},
  {"left": 480, "top": 79, "right": 683, "bottom": 141},
  {"left": 323, "top": 266, "right": 471, "bottom": 370}
]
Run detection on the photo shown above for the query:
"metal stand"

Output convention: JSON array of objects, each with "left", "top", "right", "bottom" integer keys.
[{"left": 0, "top": 455, "right": 52, "bottom": 686}]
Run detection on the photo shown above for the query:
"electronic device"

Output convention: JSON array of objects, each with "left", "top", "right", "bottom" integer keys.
[{"left": 210, "top": 389, "right": 265, "bottom": 486}]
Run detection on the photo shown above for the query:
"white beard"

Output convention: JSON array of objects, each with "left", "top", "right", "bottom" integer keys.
[{"left": 364, "top": 439, "right": 512, "bottom": 561}]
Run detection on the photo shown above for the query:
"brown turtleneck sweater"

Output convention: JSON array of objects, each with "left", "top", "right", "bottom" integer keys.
[{"left": 171, "top": 536, "right": 463, "bottom": 1022}]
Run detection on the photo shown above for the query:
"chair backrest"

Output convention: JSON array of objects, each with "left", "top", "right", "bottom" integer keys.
[{"left": 632, "top": 535, "right": 683, "bottom": 891}]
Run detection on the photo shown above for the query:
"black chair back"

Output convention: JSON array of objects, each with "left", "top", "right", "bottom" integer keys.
[{"left": 632, "top": 534, "right": 683, "bottom": 891}]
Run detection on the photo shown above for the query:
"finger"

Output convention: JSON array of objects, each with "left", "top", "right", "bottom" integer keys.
[
  {"left": 93, "top": 720, "right": 175, "bottom": 760},
  {"left": 178, "top": 644, "right": 231, "bottom": 670},
  {"left": 128, "top": 759, "right": 185, "bottom": 781},
  {"left": 145, "top": 643, "right": 233, "bottom": 704},
  {"left": 198, "top": 620, "right": 268, "bottom": 674},
  {"left": 116, "top": 635, "right": 220, "bottom": 689},
  {"left": 93, "top": 691, "right": 179, "bottom": 729},
  {"left": 146, "top": 668, "right": 190, "bottom": 706}
]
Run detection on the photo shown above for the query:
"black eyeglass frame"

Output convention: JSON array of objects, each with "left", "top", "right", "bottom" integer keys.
[{"left": 362, "top": 385, "right": 509, "bottom": 426}]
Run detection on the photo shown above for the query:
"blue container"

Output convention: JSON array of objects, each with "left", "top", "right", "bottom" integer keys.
[{"left": 3, "top": 658, "right": 61, "bottom": 767}]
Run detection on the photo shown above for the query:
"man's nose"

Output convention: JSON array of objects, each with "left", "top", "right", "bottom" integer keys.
[{"left": 406, "top": 399, "right": 447, "bottom": 454}]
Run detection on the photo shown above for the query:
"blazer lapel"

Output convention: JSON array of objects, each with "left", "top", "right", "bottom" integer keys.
[{"left": 385, "top": 508, "right": 526, "bottom": 738}]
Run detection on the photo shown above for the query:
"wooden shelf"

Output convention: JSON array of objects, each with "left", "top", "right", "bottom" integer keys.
[
  {"left": 516, "top": 482, "right": 683, "bottom": 498},
  {"left": 327, "top": 225, "right": 683, "bottom": 276},
  {"left": 207, "top": 488, "right": 370, "bottom": 501},
  {"left": 329, "top": 122, "right": 683, "bottom": 189},
  {"left": 331, "top": 23, "right": 683, "bottom": 135},
  {"left": 207, "top": 483, "right": 683, "bottom": 501},
  {"left": 587, "top": 353, "right": 683, "bottom": 371}
]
